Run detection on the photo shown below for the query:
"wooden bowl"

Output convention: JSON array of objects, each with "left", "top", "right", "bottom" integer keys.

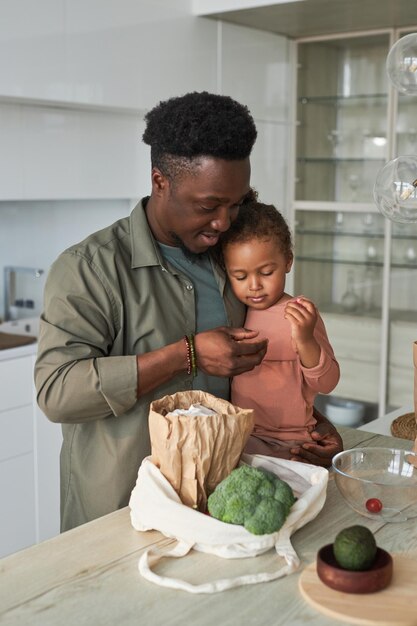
[{"left": 316, "top": 544, "right": 393, "bottom": 594}]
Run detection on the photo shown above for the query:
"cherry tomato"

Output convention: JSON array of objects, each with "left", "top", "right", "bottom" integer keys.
[{"left": 366, "top": 498, "right": 383, "bottom": 513}]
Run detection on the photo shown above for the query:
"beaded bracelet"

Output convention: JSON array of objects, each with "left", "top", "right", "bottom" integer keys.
[
  {"left": 184, "top": 334, "right": 198, "bottom": 378},
  {"left": 188, "top": 334, "right": 197, "bottom": 378},
  {"left": 184, "top": 334, "right": 192, "bottom": 375}
]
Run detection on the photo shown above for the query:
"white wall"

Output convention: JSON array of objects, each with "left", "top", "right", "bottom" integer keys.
[
  {"left": 0, "top": 199, "right": 133, "bottom": 316},
  {"left": 0, "top": 0, "right": 292, "bottom": 318}
]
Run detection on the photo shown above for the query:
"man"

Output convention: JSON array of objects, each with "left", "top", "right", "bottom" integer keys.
[{"left": 35, "top": 92, "right": 342, "bottom": 531}]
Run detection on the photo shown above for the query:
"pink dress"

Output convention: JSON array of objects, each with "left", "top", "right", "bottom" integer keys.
[{"left": 231, "top": 300, "right": 340, "bottom": 458}]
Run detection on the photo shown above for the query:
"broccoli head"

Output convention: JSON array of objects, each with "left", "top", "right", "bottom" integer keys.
[{"left": 207, "top": 465, "right": 296, "bottom": 535}]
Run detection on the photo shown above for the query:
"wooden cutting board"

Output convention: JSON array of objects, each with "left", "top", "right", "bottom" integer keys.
[
  {"left": 299, "top": 553, "right": 417, "bottom": 625},
  {"left": 0, "top": 332, "right": 37, "bottom": 350}
]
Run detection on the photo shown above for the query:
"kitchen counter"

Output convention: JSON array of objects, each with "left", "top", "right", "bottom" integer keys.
[
  {"left": 0, "top": 317, "right": 39, "bottom": 361},
  {"left": 358, "top": 404, "right": 415, "bottom": 437},
  {"left": 0, "top": 340, "right": 37, "bottom": 361},
  {"left": 0, "top": 427, "right": 415, "bottom": 626}
]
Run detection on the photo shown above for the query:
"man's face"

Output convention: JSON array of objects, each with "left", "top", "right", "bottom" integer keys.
[{"left": 150, "top": 157, "right": 251, "bottom": 255}]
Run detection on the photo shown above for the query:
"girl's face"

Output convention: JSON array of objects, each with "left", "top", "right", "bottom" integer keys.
[{"left": 223, "top": 237, "right": 293, "bottom": 310}]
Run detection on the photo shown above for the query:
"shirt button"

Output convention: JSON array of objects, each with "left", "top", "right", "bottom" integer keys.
[{"left": 186, "top": 284, "right": 193, "bottom": 291}]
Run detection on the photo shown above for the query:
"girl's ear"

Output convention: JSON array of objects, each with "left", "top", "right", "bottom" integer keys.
[{"left": 286, "top": 253, "right": 294, "bottom": 273}]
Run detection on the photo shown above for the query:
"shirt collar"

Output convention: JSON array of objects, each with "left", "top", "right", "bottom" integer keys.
[
  {"left": 129, "top": 197, "right": 226, "bottom": 293},
  {"left": 130, "top": 197, "right": 165, "bottom": 269}
]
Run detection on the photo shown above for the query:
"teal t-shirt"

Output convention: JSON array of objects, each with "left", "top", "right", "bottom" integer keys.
[{"left": 159, "top": 243, "right": 229, "bottom": 400}]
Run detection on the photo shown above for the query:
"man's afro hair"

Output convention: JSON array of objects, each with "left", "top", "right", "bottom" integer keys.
[{"left": 142, "top": 91, "right": 257, "bottom": 162}]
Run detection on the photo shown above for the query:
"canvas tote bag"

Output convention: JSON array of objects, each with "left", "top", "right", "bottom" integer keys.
[{"left": 129, "top": 453, "right": 328, "bottom": 594}]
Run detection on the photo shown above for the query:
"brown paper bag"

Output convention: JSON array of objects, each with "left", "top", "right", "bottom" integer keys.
[
  {"left": 413, "top": 341, "right": 417, "bottom": 455},
  {"left": 148, "top": 390, "right": 254, "bottom": 511}
]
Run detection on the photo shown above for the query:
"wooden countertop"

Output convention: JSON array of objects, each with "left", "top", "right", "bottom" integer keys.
[
  {"left": 0, "top": 427, "right": 415, "bottom": 626},
  {"left": 0, "top": 339, "right": 37, "bottom": 361},
  {"left": 0, "top": 332, "right": 36, "bottom": 351}
]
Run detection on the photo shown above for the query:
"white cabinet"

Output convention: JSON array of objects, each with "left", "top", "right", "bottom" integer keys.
[
  {"left": 0, "top": 101, "right": 146, "bottom": 201},
  {"left": 388, "top": 321, "right": 416, "bottom": 408},
  {"left": 0, "top": 356, "right": 33, "bottom": 412},
  {"left": 34, "top": 386, "right": 61, "bottom": 544},
  {"left": 0, "top": 0, "right": 219, "bottom": 201},
  {"left": 321, "top": 313, "right": 381, "bottom": 404},
  {"left": 0, "top": 0, "right": 66, "bottom": 104},
  {"left": 0, "top": 0, "right": 218, "bottom": 111},
  {"left": 0, "top": 350, "right": 61, "bottom": 558},
  {"left": 0, "top": 355, "right": 36, "bottom": 556},
  {"left": 290, "top": 29, "right": 417, "bottom": 418}
]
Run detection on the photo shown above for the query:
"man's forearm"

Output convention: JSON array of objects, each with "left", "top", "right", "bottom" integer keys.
[{"left": 136, "top": 339, "right": 186, "bottom": 397}]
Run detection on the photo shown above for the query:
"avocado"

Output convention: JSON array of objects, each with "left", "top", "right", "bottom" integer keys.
[{"left": 333, "top": 525, "right": 377, "bottom": 571}]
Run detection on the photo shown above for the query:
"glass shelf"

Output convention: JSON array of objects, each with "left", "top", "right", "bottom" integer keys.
[
  {"left": 313, "top": 305, "right": 416, "bottom": 324},
  {"left": 298, "top": 93, "right": 387, "bottom": 105},
  {"left": 297, "top": 157, "right": 385, "bottom": 163},
  {"left": 296, "top": 255, "right": 417, "bottom": 270},
  {"left": 318, "top": 302, "right": 383, "bottom": 318},
  {"left": 296, "top": 228, "right": 417, "bottom": 240},
  {"left": 296, "top": 228, "right": 385, "bottom": 237},
  {"left": 297, "top": 255, "right": 383, "bottom": 266}
]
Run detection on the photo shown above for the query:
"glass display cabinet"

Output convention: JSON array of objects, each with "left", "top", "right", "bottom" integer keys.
[
  {"left": 295, "top": 34, "right": 390, "bottom": 205},
  {"left": 290, "top": 29, "right": 417, "bottom": 421}
]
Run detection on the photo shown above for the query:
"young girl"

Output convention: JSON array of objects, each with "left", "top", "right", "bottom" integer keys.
[{"left": 221, "top": 201, "right": 340, "bottom": 459}]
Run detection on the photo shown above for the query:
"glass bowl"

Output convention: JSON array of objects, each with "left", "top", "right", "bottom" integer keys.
[{"left": 332, "top": 447, "right": 417, "bottom": 522}]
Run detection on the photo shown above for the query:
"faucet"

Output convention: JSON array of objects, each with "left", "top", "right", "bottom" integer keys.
[{"left": 3, "top": 266, "right": 44, "bottom": 321}]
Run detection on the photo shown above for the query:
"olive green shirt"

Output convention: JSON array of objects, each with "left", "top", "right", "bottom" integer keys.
[{"left": 35, "top": 199, "right": 245, "bottom": 531}]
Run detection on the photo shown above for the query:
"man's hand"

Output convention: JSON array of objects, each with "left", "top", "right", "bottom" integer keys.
[
  {"left": 194, "top": 326, "right": 268, "bottom": 377},
  {"left": 290, "top": 410, "right": 343, "bottom": 467}
]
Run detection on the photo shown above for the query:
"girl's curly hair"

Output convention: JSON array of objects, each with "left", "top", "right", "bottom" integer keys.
[
  {"left": 143, "top": 91, "right": 257, "bottom": 180},
  {"left": 218, "top": 201, "right": 293, "bottom": 270}
]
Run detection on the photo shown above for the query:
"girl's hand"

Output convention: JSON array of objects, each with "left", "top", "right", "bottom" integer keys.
[{"left": 284, "top": 296, "right": 318, "bottom": 346}]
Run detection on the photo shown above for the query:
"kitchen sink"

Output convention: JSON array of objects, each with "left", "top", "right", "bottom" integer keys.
[{"left": 0, "top": 316, "right": 40, "bottom": 337}]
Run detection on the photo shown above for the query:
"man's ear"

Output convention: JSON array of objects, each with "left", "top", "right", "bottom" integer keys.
[
  {"left": 286, "top": 253, "right": 294, "bottom": 273},
  {"left": 151, "top": 167, "right": 169, "bottom": 195}
]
